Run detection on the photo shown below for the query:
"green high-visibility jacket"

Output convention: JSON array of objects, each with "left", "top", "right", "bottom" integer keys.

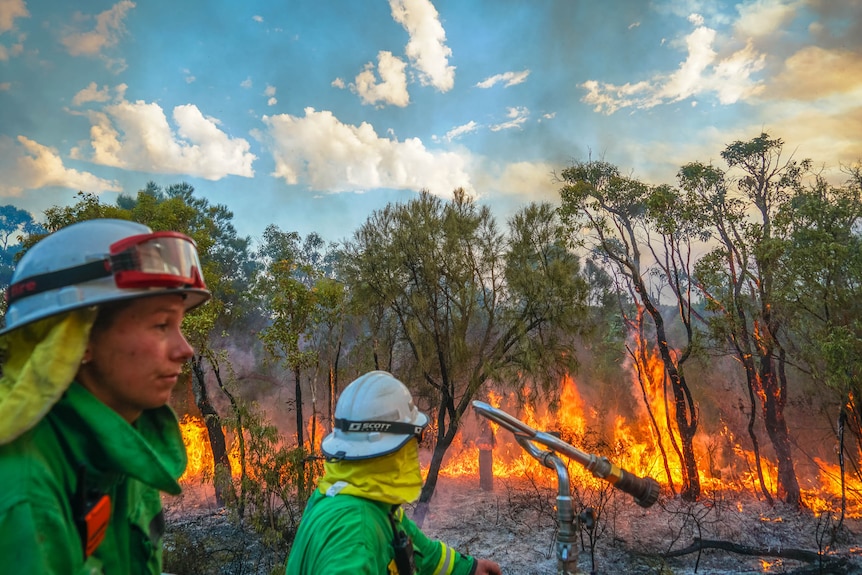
[
  {"left": 0, "top": 382, "right": 187, "bottom": 574},
  {"left": 285, "top": 489, "right": 478, "bottom": 575}
]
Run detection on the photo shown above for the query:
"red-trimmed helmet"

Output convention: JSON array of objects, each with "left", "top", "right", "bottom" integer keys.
[{"left": 2, "top": 218, "right": 211, "bottom": 334}]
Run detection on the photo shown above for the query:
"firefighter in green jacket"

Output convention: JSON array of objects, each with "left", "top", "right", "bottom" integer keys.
[
  {"left": 285, "top": 371, "right": 502, "bottom": 575},
  {"left": 0, "top": 219, "right": 210, "bottom": 574}
]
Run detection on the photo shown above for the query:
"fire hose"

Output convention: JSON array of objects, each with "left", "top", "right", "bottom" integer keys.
[{"left": 471, "top": 400, "right": 661, "bottom": 574}]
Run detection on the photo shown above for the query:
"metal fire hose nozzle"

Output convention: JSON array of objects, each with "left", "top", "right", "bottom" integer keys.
[{"left": 472, "top": 400, "right": 661, "bottom": 508}]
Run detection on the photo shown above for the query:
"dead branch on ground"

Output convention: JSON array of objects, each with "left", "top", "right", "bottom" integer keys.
[{"left": 656, "top": 538, "right": 855, "bottom": 574}]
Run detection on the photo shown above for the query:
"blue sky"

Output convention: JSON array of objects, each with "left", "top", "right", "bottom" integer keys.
[{"left": 1, "top": 0, "right": 861, "bottom": 245}]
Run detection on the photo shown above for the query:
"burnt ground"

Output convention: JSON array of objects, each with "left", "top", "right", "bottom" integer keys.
[{"left": 162, "top": 477, "right": 862, "bottom": 575}]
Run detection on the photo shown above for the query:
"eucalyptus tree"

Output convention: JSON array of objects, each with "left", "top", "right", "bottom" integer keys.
[
  {"left": 773, "top": 169, "right": 862, "bottom": 516},
  {"left": 341, "top": 189, "right": 588, "bottom": 521},
  {"left": 677, "top": 162, "right": 775, "bottom": 503},
  {"left": 254, "top": 225, "right": 318, "bottom": 449},
  {"left": 0, "top": 205, "right": 42, "bottom": 253},
  {"left": 683, "top": 133, "right": 808, "bottom": 506},
  {"left": 557, "top": 161, "right": 702, "bottom": 501},
  {"left": 253, "top": 225, "right": 345, "bottom": 447},
  {"left": 310, "top": 275, "right": 348, "bottom": 426},
  {"left": 287, "top": 232, "right": 346, "bottom": 432}
]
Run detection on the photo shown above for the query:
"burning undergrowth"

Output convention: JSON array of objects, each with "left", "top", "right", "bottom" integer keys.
[
  {"left": 164, "top": 358, "right": 862, "bottom": 573},
  {"left": 435, "top": 374, "right": 862, "bottom": 522}
]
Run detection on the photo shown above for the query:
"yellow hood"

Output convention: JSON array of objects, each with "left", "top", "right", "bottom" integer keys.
[
  {"left": 317, "top": 439, "right": 423, "bottom": 505},
  {"left": 0, "top": 308, "right": 96, "bottom": 444}
]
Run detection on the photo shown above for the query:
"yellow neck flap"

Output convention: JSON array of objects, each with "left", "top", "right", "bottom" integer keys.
[{"left": 317, "top": 439, "right": 423, "bottom": 505}]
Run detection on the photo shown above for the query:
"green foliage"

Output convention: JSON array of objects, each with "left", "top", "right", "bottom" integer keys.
[
  {"left": 0, "top": 204, "right": 43, "bottom": 314},
  {"left": 219, "top": 399, "right": 322, "bottom": 552},
  {"left": 40, "top": 191, "right": 129, "bottom": 236},
  {"left": 502, "top": 201, "right": 588, "bottom": 385},
  {"left": 774, "top": 173, "right": 862, "bottom": 406},
  {"left": 341, "top": 188, "right": 590, "bottom": 507},
  {"left": 253, "top": 225, "right": 340, "bottom": 371},
  {"left": 251, "top": 225, "right": 345, "bottom": 447}
]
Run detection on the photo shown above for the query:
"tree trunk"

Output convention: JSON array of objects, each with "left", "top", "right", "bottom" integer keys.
[
  {"left": 210, "top": 356, "right": 244, "bottom": 517},
  {"left": 294, "top": 366, "right": 304, "bottom": 447},
  {"left": 329, "top": 339, "right": 341, "bottom": 428},
  {"left": 837, "top": 405, "right": 847, "bottom": 528},
  {"left": 477, "top": 417, "right": 495, "bottom": 492},
  {"left": 413, "top": 380, "right": 461, "bottom": 528},
  {"left": 414, "top": 433, "right": 455, "bottom": 528},
  {"left": 645, "top": 296, "right": 701, "bottom": 500},
  {"left": 759, "top": 363, "right": 801, "bottom": 505},
  {"left": 190, "top": 355, "right": 229, "bottom": 507},
  {"left": 740, "top": 358, "right": 773, "bottom": 504},
  {"left": 630, "top": 329, "right": 676, "bottom": 495},
  {"left": 623, "top": 304, "right": 676, "bottom": 495}
]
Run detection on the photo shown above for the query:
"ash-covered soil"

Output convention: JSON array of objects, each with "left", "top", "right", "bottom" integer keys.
[
  {"left": 163, "top": 477, "right": 862, "bottom": 574},
  {"left": 419, "top": 477, "right": 862, "bottom": 575}
]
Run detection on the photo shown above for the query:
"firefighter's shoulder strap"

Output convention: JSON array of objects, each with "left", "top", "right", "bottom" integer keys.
[
  {"left": 388, "top": 505, "right": 416, "bottom": 575},
  {"left": 49, "top": 416, "right": 111, "bottom": 559},
  {"left": 72, "top": 463, "right": 111, "bottom": 558}
]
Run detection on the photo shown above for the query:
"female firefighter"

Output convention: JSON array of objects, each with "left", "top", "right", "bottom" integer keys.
[
  {"left": 285, "top": 370, "right": 502, "bottom": 575},
  {"left": 0, "top": 218, "right": 210, "bottom": 574}
]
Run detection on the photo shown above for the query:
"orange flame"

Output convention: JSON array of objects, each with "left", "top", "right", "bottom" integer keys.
[
  {"left": 178, "top": 412, "right": 327, "bottom": 485},
  {"left": 435, "top": 355, "right": 862, "bottom": 518},
  {"left": 175, "top": 357, "right": 862, "bottom": 518},
  {"left": 177, "top": 415, "right": 242, "bottom": 483}
]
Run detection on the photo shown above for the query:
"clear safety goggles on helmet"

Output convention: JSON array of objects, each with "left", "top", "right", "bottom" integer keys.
[{"left": 7, "top": 231, "right": 207, "bottom": 305}]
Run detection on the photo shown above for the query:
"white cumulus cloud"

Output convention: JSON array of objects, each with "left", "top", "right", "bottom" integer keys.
[
  {"left": 490, "top": 107, "right": 529, "bottom": 131},
  {"left": 734, "top": 0, "right": 800, "bottom": 38},
  {"left": 581, "top": 13, "right": 765, "bottom": 114},
  {"left": 352, "top": 51, "right": 410, "bottom": 107},
  {"left": 0, "top": 135, "right": 121, "bottom": 197},
  {"left": 61, "top": 1, "right": 135, "bottom": 57},
  {"left": 263, "top": 107, "right": 472, "bottom": 196},
  {"left": 77, "top": 98, "right": 255, "bottom": 180},
  {"left": 71, "top": 82, "right": 114, "bottom": 106},
  {"left": 389, "top": 0, "right": 455, "bottom": 92},
  {"left": 441, "top": 121, "right": 479, "bottom": 142}
]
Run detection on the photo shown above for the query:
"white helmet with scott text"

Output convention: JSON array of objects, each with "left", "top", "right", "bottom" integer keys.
[
  {"left": 321, "top": 370, "right": 429, "bottom": 460},
  {"left": 2, "top": 218, "right": 211, "bottom": 335}
]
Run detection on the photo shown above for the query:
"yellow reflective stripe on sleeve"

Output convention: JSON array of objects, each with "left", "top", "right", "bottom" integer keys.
[{"left": 432, "top": 542, "right": 456, "bottom": 575}]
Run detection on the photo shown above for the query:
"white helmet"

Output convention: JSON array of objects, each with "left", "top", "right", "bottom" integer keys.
[
  {"left": 1, "top": 218, "right": 211, "bottom": 335},
  {"left": 321, "top": 370, "right": 429, "bottom": 460}
]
